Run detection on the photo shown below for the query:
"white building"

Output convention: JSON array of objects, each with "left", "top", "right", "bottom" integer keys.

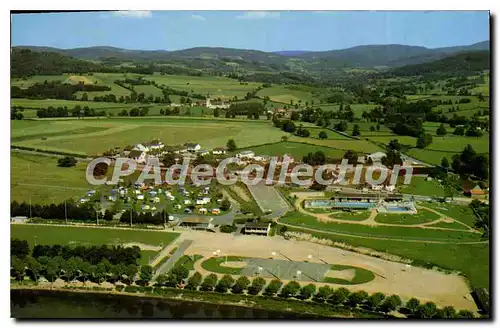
[
  {"left": 133, "top": 143, "right": 149, "bottom": 152},
  {"left": 128, "top": 150, "right": 147, "bottom": 164},
  {"left": 212, "top": 147, "right": 226, "bottom": 155},
  {"left": 184, "top": 143, "right": 201, "bottom": 152},
  {"left": 367, "top": 152, "right": 387, "bottom": 163},
  {"left": 236, "top": 150, "right": 255, "bottom": 159},
  {"left": 385, "top": 185, "right": 396, "bottom": 193}
]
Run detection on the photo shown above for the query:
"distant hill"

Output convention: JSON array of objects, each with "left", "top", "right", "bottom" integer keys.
[
  {"left": 295, "top": 41, "right": 490, "bottom": 68},
  {"left": 12, "top": 41, "right": 489, "bottom": 79},
  {"left": 273, "top": 50, "right": 311, "bottom": 56},
  {"left": 388, "top": 50, "right": 490, "bottom": 77}
]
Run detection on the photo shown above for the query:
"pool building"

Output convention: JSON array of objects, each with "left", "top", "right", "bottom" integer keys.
[{"left": 304, "top": 193, "right": 416, "bottom": 214}]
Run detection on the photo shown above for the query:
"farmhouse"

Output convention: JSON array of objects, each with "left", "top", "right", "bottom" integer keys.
[
  {"left": 244, "top": 222, "right": 271, "bottom": 236},
  {"left": 128, "top": 150, "right": 147, "bottom": 164},
  {"left": 179, "top": 217, "right": 214, "bottom": 230},
  {"left": 133, "top": 143, "right": 149, "bottom": 152},
  {"left": 199, "top": 149, "right": 210, "bottom": 157},
  {"left": 184, "top": 143, "right": 201, "bottom": 152},
  {"left": 206, "top": 97, "right": 229, "bottom": 109},
  {"left": 212, "top": 147, "right": 226, "bottom": 155},
  {"left": 198, "top": 208, "right": 208, "bottom": 214},
  {"left": 236, "top": 150, "right": 255, "bottom": 159},
  {"left": 11, "top": 216, "right": 28, "bottom": 224}
]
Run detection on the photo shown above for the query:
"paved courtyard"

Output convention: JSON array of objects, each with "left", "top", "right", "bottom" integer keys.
[{"left": 241, "top": 258, "right": 331, "bottom": 282}]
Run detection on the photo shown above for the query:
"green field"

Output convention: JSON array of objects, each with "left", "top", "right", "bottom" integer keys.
[
  {"left": 10, "top": 224, "right": 179, "bottom": 248},
  {"left": 304, "top": 128, "right": 352, "bottom": 140},
  {"left": 281, "top": 211, "right": 481, "bottom": 242},
  {"left": 288, "top": 137, "right": 383, "bottom": 154},
  {"left": 11, "top": 151, "right": 92, "bottom": 204},
  {"left": 242, "top": 141, "right": 346, "bottom": 159},
  {"left": 12, "top": 117, "right": 286, "bottom": 156},
  {"left": 329, "top": 211, "right": 371, "bottom": 221},
  {"left": 397, "top": 176, "right": 446, "bottom": 197},
  {"left": 144, "top": 74, "right": 261, "bottom": 100},
  {"left": 132, "top": 84, "right": 164, "bottom": 98},
  {"left": 374, "top": 209, "right": 441, "bottom": 225},
  {"left": 11, "top": 98, "right": 136, "bottom": 109},
  {"left": 256, "top": 85, "right": 321, "bottom": 105},
  {"left": 323, "top": 264, "right": 376, "bottom": 285},
  {"left": 201, "top": 256, "right": 246, "bottom": 275}
]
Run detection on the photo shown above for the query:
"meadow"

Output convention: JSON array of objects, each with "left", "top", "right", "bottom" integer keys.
[
  {"left": 11, "top": 117, "right": 286, "bottom": 156},
  {"left": 242, "top": 141, "right": 346, "bottom": 159},
  {"left": 256, "top": 85, "right": 321, "bottom": 105},
  {"left": 143, "top": 74, "right": 262, "bottom": 100},
  {"left": 11, "top": 151, "right": 92, "bottom": 204}
]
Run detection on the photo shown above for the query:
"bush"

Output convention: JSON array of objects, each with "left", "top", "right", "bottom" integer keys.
[{"left": 57, "top": 156, "right": 77, "bottom": 167}]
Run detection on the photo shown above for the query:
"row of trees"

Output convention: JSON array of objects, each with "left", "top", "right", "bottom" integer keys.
[
  {"left": 11, "top": 200, "right": 101, "bottom": 222},
  {"left": 11, "top": 81, "right": 110, "bottom": 100},
  {"left": 35, "top": 105, "right": 106, "bottom": 118},
  {"left": 11, "top": 239, "right": 477, "bottom": 319},
  {"left": 10, "top": 239, "right": 141, "bottom": 266},
  {"left": 155, "top": 268, "right": 476, "bottom": 319},
  {"left": 11, "top": 239, "right": 143, "bottom": 284},
  {"left": 119, "top": 210, "right": 171, "bottom": 226}
]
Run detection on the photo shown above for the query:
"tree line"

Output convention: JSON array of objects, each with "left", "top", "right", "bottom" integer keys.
[
  {"left": 11, "top": 81, "right": 110, "bottom": 100},
  {"left": 11, "top": 239, "right": 142, "bottom": 285}
]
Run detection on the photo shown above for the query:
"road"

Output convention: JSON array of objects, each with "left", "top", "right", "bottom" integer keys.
[{"left": 152, "top": 239, "right": 193, "bottom": 280}]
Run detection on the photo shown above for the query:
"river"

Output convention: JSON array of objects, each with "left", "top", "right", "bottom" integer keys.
[{"left": 11, "top": 289, "right": 328, "bottom": 319}]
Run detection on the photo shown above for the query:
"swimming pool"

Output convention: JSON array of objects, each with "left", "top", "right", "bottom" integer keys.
[
  {"left": 385, "top": 206, "right": 411, "bottom": 212},
  {"left": 331, "top": 202, "right": 376, "bottom": 209}
]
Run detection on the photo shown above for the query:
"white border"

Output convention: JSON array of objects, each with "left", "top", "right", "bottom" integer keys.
[{"left": 2, "top": 2, "right": 498, "bottom": 327}]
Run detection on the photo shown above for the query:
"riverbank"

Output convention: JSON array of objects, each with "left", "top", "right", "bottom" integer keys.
[{"left": 11, "top": 283, "right": 389, "bottom": 319}]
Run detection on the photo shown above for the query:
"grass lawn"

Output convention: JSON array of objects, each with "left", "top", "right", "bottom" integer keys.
[
  {"left": 280, "top": 211, "right": 481, "bottom": 242},
  {"left": 426, "top": 220, "right": 471, "bottom": 231},
  {"left": 11, "top": 224, "right": 179, "bottom": 248},
  {"left": 329, "top": 211, "right": 371, "bottom": 221},
  {"left": 11, "top": 151, "right": 92, "bottom": 204},
  {"left": 374, "top": 209, "right": 441, "bottom": 225},
  {"left": 201, "top": 256, "right": 247, "bottom": 275},
  {"left": 174, "top": 254, "right": 204, "bottom": 271},
  {"left": 422, "top": 202, "right": 478, "bottom": 227},
  {"left": 284, "top": 225, "right": 489, "bottom": 290},
  {"left": 140, "top": 250, "right": 159, "bottom": 265},
  {"left": 397, "top": 177, "right": 445, "bottom": 197},
  {"left": 322, "top": 264, "right": 376, "bottom": 285}
]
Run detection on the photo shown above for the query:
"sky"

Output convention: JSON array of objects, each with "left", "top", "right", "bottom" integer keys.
[{"left": 11, "top": 11, "right": 490, "bottom": 52}]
